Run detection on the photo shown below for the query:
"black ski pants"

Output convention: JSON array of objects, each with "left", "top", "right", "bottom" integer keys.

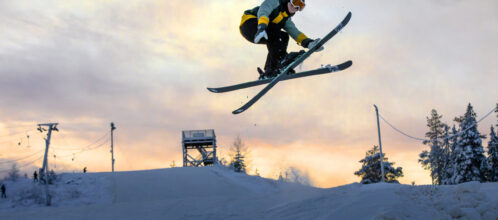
[{"left": 240, "top": 18, "right": 289, "bottom": 72}]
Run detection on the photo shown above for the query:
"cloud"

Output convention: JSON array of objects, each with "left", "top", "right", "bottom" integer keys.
[{"left": 0, "top": 0, "right": 496, "bottom": 186}]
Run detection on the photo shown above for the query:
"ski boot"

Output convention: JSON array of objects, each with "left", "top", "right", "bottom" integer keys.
[
  {"left": 280, "top": 50, "right": 305, "bottom": 75},
  {"left": 257, "top": 67, "right": 279, "bottom": 80}
]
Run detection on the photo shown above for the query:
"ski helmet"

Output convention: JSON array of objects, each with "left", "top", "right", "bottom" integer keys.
[{"left": 290, "top": 0, "right": 305, "bottom": 11}]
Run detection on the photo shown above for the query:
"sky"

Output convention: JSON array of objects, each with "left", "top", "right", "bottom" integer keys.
[{"left": 0, "top": 0, "right": 497, "bottom": 187}]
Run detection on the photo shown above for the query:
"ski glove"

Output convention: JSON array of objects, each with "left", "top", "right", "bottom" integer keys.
[
  {"left": 254, "top": 24, "right": 268, "bottom": 44},
  {"left": 303, "top": 38, "right": 324, "bottom": 52}
]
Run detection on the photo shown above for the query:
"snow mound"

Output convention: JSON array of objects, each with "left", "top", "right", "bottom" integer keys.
[
  {"left": 0, "top": 173, "right": 112, "bottom": 210},
  {"left": 262, "top": 181, "right": 497, "bottom": 220},
  {"left": 430, "top": 182, "right": 498, "bottom": 220},
  {"left": 0, "top": 166, "right": 496, "bottom": 220}
]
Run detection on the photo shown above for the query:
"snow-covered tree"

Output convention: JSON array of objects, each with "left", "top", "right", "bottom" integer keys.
[
  {"left": 47, "top": 169, "right": 57, "bottom": 184},
  {"left": 418, "top": 150, "right": 430, "bottom": 171},
  {"left": 279, "top": 166, "right": 313, "bottom": 186},
  {"left": 449, "top": 103, "right": 487, "bottom": 184},
  {"left": 418, "top": 109, "right": 448, "bottom": 185},
  {"left": 487, "top": 126, "right": 498, "bottom": 182},
  {"left": 442, "top": 126, "right": 459, "bottom": 184},
  {"left": 439, "top": 125, "right": 455, "bottom": 184},
  {"left": 217, "top": 157, "right": 228, "bottom": 167},
  {"left": 7, "top": 163, "right": 20, "bottom": 181},
  {"left": 229, "top": 136, "right": 248, "bottom": 173},
  {"left": 355, "top": 145, "right": 403, "bottom": 184}
]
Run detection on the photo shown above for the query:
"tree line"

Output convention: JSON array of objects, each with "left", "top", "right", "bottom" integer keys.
[
  {"left": 354, "top": 103, "right": 497, "bottom": 185},
  {"left": 418, "top": 103, "right": 498, "bottom": 185}
]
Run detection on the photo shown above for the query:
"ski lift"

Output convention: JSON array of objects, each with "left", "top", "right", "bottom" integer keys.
[
  {"left": 37, "top": 126, "right": 46, "bottom": 132},
  {"left": 26, "top": 132, "right": 31, "bottom": 148}
]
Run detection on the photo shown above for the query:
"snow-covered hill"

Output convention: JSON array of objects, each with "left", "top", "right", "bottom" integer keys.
[{"left": 0, "top": 166, "right": 496, "bottom": 220}]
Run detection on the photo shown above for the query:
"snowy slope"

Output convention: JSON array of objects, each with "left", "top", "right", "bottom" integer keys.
[
  {"left": 0, "top": 173, "right": 113, "bottom": 209},
  {"left": 0, "top": 166, "right": 496, "bottom": 220}
]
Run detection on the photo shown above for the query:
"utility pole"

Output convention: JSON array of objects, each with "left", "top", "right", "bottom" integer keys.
[
  {"left": 111, "top": 122, "right": 116, "bottom": 172},
  {"left": 373, "top": 105, "right": 385, "bottom": 183},
  {"left": 37, "top": 123, "right": 58, "bottom": 206}
]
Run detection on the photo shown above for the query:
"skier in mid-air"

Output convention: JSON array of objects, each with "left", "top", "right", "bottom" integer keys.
[
  {"left": 209, "top": 3, "right": 351, "bottom": 114},
  {"left": 240, "top": 0, "right": 324, "bottom": 79}
]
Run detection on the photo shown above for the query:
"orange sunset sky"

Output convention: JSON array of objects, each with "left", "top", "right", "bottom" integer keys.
[{"left": 0, "top": 0, "right": 497, "bottom": 187}]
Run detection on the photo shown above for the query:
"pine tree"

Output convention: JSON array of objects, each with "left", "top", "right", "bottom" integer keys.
[
  {"left": 443, "top": 125, "right": 459, "bottom": 185},
  {"left": 440, "top": 125, "right": 452, "bottom": 183},
  {"left": 487, "top": 126, "right": 498, "bottom": 182},
  {"left": 450, "top": 103, "right": 487, "bottom": 184},
  {"left": 229, "top": 136, "right": 248, "bottom": 173},
  {"left": 418, "top": 109, "right": 448, "bottom": 185},
  {"left": 354, "top": 145, "right": 403, "bottom": 184}
]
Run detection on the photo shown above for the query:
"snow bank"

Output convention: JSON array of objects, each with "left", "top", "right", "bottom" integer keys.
[
  {"left": 431, "top": 182, "right": 498, "bottom": 220},
  {"left": 0, "top": 166, "right": 496, "bottom": 220},
  {"left": 0, "top": 173, "right": 112, "bottom": 210}
]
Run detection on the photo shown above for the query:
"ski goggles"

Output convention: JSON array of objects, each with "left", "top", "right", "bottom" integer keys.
[{"left": 290, "top": 0, "right": 305, "bottom": 11}]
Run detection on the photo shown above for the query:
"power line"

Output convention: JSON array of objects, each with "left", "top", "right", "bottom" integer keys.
[
  {"left": 0, "top": 150, "right": 44, "bottom": 164},
  {"left": 378, "top": 114, "right": 426, "bottom": 141},
  {"left": 0, "top": 155, "right": 44, "bottom": 173},
  {"left": 51, "top": 131, "right": 110, "bottom": 151},
  {"left": 0, "top": 123, "right": 115, "bottom": 174},
  {"left": 378, "top": 105, "right": 497, "bottom": 142},
  {"left": 56, "top": 139, "right": 110, "bottom": 159},
  {"left": 54, "top": 130, "right": 74, "bottom": 149}
]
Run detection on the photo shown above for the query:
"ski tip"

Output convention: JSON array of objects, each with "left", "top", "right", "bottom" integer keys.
[
  {"left": 335, "top": 60, "right": 353, "bottom": 71},
  {"left": 344, "top": 12, "right": 352, "bottom": 24},
  {"left": 346, "top": 11, "right": 352, "bottom": 20},
  {"left": 343, "top": 60, "right": 353, "bottom": 69},
  {"left": 232, "top": 108, "right": 245, "bottom": 115},
  {"left": 207, "top": 88, "right": 218, "bottom": 93}
]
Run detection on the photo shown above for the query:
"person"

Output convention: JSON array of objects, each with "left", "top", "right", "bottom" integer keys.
[
  {"left": 83, "top": 167, "right": 87, "bottom": 173},
  {"left": 33, "top": 170, "right": 38, "bottom": 182},
  {"left": 1, "top": 184, "right": 6, "bottom": 198},
  {"left": 240, "top": 0, "right": 324, "bottom": 79}
]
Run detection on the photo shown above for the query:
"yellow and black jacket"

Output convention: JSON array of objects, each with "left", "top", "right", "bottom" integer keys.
[{"left": 241, "top": 0, "right": 309, "bottom": 45}]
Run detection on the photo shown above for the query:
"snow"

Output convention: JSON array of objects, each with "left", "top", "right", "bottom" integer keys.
[
  {"left": 0, "top": 166, "right": 497, "bottom": 219},
  {"left": 0, "top": 173, "right": 113, "bottom": 209}
]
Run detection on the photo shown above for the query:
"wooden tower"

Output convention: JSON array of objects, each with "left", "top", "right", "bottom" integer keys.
[{"left": 182, "top": 129, "right": 217, "bottom": 167}]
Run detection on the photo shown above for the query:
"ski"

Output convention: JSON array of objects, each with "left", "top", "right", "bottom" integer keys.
[
  {"left": 207, "top": 60, "right": 352, "bottom": 93},
  {"left": 230, "top": 12, "right": 352, "bottom": 114}
]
